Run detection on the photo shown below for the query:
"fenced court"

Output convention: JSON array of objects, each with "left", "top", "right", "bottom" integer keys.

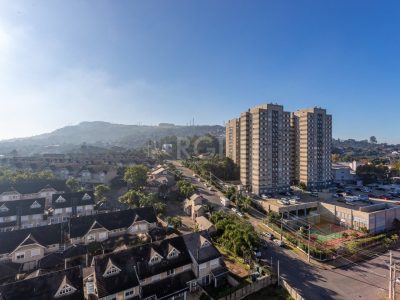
[{"left": 310, "top": 223, "right": 353, "bottom": 246}]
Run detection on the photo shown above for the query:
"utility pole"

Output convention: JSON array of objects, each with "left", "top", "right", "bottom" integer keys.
[
  {"left": 271, "top": 256, "right": 273, "bottom": 272},
  {"left": 390, "top": 251, "right": 393, "bottom": 300},
  {"left": 277, "top": 260, "right": 280, "bottom": 286},
  {"left": 308, "top": 225, "right": 311, "bottom": 263},
  {"left": 394, "top": 264, "right": 397, "bottom": 300}
]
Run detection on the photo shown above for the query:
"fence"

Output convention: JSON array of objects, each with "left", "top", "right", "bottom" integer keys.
[{"left": 216, "top": 275, "right": 275, "bottom": 300}]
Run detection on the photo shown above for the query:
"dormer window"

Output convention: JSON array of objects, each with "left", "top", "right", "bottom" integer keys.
[
  {"left": 167, "top": 247, "right": 180, "bottom": 259},
  {"left": 55, "top": 196, "right": 66, "bottom": 203},
  {"left": 82, "top": 193, "right": 92, "bottom": 201},
  {"left": 54, "top": 277, "right": 77, "bottom": 298},
  {"left": 149, "top": 249, "right": 163, "bottom": 265},
  {"left": 0, "top": 204, "right": 9, "bottom": 212},
  {"left": 103, "top": 265, "right": 121, "bottom": 277},
  {"left": 30, "top": 201, "right": 41, "bottom": 209},
  {"left": 200, "top": 236, "right": 211, "bottom": 248},
  {"left": 150, "top": 255, "right": 161, "bottom": 264},
  {"left": 56, "top": 285, "right": 75, "bottom": 297}
]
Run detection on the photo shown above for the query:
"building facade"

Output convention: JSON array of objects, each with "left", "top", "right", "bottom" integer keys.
[
  {"left": 292, "top": 108, "right": 332, "bottom": 189},
  {"left": 229, "top": 104, "right": 332, "bottom": 194},
  {"left": 225, "top": 118, "right": 241, "bottom": 165},
  {"left": 238, "top": 104, "right": 292, "bottom": 194}
]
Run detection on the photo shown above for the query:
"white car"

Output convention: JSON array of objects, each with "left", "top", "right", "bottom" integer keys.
[
  {"left": 231, "top": 207, "right": 238, "bottom": 213},
  {"left": 237, "top": 212, "right": 244, "bottom": 218}
]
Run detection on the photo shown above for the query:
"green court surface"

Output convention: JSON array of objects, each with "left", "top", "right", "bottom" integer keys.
[{"left": 310, "top": 224, "right": 346, "bottom": 243}]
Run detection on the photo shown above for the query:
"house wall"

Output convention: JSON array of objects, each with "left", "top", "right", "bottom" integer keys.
[{"left": 98, "top": 286, "right": 140, "bottom": 300}]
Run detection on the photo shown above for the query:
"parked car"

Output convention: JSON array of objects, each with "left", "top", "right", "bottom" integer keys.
[
  {"left": 310, "top": 192, "right": 319, "bottom": 197},
  {"left": 262, "top": 232, "right": 274, "bottom": 240},
  {"left": 261, "top": 194, "right": 272, "bottom": 199},
  {"left": 274, "top": 239, "right": 284, "bottom": 247},
  {"left": 333, "top": 193, "right": 341, "bottom": 198},
  {"left": 237, "top": 211, "right": 244, "bottom": 218},
  {"left": 231, "top": 207, "right": 238, "bottom": 213},
  {"left": 358, "top": 194, "right": 369, "bottom": 201}
]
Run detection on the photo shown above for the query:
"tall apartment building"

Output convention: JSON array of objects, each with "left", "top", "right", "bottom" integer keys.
[
  {"left": 225, "top": 118, "right": 241, "bottom": 165},
  {"left": 292, "top": 108, "right": 332, "bottom": 189},
  {"left": 239, "top": 104, "right": 292, "bottom": 195},
  {"left": 227, "top": 104, "right": 332, "bottom": 194}
]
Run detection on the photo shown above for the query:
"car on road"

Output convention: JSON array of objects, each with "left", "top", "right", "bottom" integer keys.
[
  {"left": 333, "top": 193, "right": 341, "bottom": 198},
  {"left": 261, "top": 194, "right": 272, "bottom": 199},
  {"left": 236, "top": 211, "right": 244, "bottom": 218},
  {"left": 231, "top": 207, "right": 238, "bottom": 213},
  {"left": 273, "top": 239, "right": 284, "bottom": 247},
  {"left": 261, "top": 232, "right": 274, "bottom": 240}
]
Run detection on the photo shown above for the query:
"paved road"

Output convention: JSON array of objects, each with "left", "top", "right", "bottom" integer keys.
[
  {"left": 172, "top": 161, "right": 227, "bottom": 211},
  {"left": 249, "top": 208, "right": 393, "bottom": 300},
  {"left": 172, "top": 161, "right": 399, "bottom": 299}
]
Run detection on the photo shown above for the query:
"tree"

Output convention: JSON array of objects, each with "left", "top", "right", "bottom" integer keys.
[
  {"left": 166, "top": 216, "right": 182, "bottom": 229},
  {"left": 94, "top": 184, "right": 110, "bottom": 204},
  {"left": 242, "top": 196, "right": 252, "bottom": 211},
  {"left": 66, "top": 177, "right": 80, "bottom": 192},
  {"left": 177, "top": 180, "right": 196, "bottom": 198},
  {"left": 119, "top": 190, "right": 142, "bottom": 208},
  {"left": 153, "top": 202, "right": 167, "bottom": 217},
  {"left": 123, "top": 164, "right": 149, "bottom": 190},
  {"left": 369, "top": 136, "right": 377, "bottom": 144}
]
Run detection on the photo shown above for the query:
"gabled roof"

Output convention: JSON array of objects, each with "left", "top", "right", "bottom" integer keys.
[
  {"left": 0, "top": 223, "right": 63, "bottom": 254},
  {"left": 0, "top": 180, "right": 66, "bottom": 195},
  {"left": 92, "top": 234, "right": 192, "bottom": 298},
  {"left": 52, "top": 191, "right": 95, "bottom": 209},
  {"left": 0, "top": 266, "right": 83, "bottom": 300},
  {"left": 182, "top": 231, "right": 221, "bottom": 264},
  {"left": 0, "top": 198, "right": 46, "bottom": 217},
  {"left": 16, "top": 233, "right": 44, "bottom": 249},
  {"left": 68, "top": 207, "right": 157, "bottom": 239},
  {"left": 87, "top": 220, "right": 107, "bottom": 233}
]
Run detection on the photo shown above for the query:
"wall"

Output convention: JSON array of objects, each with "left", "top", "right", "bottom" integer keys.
[
  {"left": 217, "top": 275, "right": 275, "bottom": 300},
  {"left": 280, "top": 279, "right": 306, "bottom": 300}
]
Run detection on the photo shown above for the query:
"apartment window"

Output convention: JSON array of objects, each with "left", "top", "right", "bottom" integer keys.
[{"left": 125, "top": 290, "right": 135, "bottom": 297}]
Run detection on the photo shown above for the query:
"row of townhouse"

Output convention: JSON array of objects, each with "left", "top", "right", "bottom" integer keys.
[
  {"left": 0, "top": 191, "right": 96, "bottom": 231},
  {"left": 0, "top": 231, "right": 227, "bottom": 300},
  {"left": 0, "top": 207, "right": 159, "bottom": 272},
  {"left": 0, "top": 182, "right": 66, "bottom": 205}
]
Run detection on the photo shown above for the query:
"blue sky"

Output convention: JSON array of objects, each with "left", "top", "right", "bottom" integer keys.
[{"left": 0, "top": 1, "right": 399, "bottom": 143}]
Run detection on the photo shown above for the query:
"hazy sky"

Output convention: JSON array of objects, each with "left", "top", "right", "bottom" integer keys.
[{"left": 0, "top": 1, "right": 399, "bottom": 143}]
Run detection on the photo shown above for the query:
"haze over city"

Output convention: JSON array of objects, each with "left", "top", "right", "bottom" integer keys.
[{"left": 0, "top": 1, "right": 399, "bottom": 142}]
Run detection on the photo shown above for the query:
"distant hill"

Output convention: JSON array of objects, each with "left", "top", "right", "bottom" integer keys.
[{"left": 0, "top": 121, "right": 225, "bottom": 155}]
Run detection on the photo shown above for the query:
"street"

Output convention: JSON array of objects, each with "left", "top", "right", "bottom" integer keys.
[{"left": 173, "top": 161, "right": 397, "bottom": 300}]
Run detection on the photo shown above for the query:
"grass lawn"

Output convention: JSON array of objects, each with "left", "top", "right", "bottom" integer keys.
[{"left": 243, "top": 285, "right": 293, "bottom": 300}]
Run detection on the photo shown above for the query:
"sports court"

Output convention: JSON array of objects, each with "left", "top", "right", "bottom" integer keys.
[{"left": 310, "top": 223, "right": 352, "bottom": 246}]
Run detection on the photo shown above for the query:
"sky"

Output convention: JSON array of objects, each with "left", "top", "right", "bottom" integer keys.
[{"left": 0, "top": 1, "right": 399, "bottom": 143}]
